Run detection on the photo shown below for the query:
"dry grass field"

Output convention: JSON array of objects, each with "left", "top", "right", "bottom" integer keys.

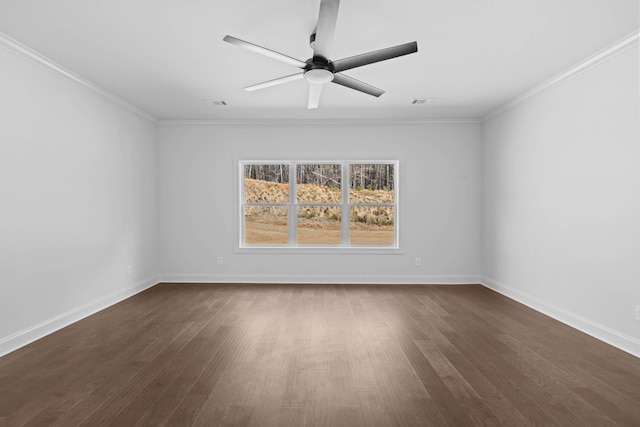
[{"left": 244, "top": 179, "right": 394, "bottom": 245}]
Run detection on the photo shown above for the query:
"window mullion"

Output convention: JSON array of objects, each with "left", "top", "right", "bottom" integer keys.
[
  {"left": 341, "top": 162, "right": 349, "bottom": 246},
  {"left": 289, "top": 161, "right": 296, "bottom": 246}
]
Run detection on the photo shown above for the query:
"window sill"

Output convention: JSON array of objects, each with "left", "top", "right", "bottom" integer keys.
[{"left": 236, "top": 246, "right": 403, "bottom": 255}]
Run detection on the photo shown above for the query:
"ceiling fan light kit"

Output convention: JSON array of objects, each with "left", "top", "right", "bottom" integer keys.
[
  {"left": 304, "top": 68, "right": 334, "bottom": 85},
  {"left": 223, "top": 0, "right": 418, "bottom": 109}
]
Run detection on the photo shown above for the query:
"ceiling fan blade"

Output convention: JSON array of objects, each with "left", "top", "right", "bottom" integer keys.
[
  {"left": 332, "top": 41, "right": 418, "bottom": 73},
  {"left": 331, "top": 73, "right": 385, "bottom": 97},
  {"left": 308, "top": 83, "right": 323, "bottom": 109},
  {"left": 244, "top": 73, "right": 304, "bottom": 92},
  {"left": 223, "top": 35, "right": 307, "bottom": 68},
  {"left": 313, "top": 0, "right": 340, "bottom": 61}
]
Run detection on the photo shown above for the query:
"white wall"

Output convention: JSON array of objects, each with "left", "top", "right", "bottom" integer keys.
[
  {"left": 3, "top": 28, "right": 638, "bottom": 360},
  {"left": 482, "top": 45, "right": 640, "bottom": 355},
  {"left": 158, "top": 122, "right": 482, "bottom": 284},
  {"left": 0, "top": 46, "right": 158, "bottom": 355}
]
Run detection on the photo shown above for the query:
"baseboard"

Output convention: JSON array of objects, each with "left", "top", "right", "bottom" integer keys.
[
  {"left": 159, "top": 273, "right": 481, "bottom": 285},
  {"left": 0, "top": 275, "right": 160, "bottom": 358},
  {"left": 7, "top": 275, "right": 634, "bottom": 359},
  {"left": 481, "top": 276, "right": 640, "bottom": 359}
]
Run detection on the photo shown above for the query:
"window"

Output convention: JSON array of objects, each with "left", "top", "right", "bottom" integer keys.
[{"left": 240, "top": 161, "right": 398, "bottom": 250}]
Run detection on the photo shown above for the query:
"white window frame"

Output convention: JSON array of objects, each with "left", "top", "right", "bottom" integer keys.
[{"left": 238, "top": 160, "right": 400, "bottom": 253}]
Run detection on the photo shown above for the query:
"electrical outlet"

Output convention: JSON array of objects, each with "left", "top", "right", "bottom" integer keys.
[
  {"left": 635, "top": 305, "right": 640, "bottom": 321},
  {"left": 415, "top": 258, "right": 422, "bottom": 266},
  {"left": 125, "top": 265, "right": 132, "bottom": 276},
  {"left": 217, "top": 257, "right": 223, "bottom": 265}
]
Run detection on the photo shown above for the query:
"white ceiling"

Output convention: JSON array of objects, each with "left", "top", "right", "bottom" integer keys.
[{"left": 0, "top": 0, "right": 637, "bottom": 120}]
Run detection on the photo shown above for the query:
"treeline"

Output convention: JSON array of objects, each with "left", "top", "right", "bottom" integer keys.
[
  {"left": 298, "top": 164, "right": 341, "bottom": 188},
  {"left": 349, "top": 164, "right": 395, "bottom": 191},
  {"left": 244, "top": 164, "right": 288, "bottom": 183},
  {"left": 244, "top": 163, "right": 394, "bottom": 191}
]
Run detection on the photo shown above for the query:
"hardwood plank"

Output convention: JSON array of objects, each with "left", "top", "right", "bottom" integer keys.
[
  {"left": 220, "top": 405, "right": 254, "bottom": 427},
  {"left": 355, "top": 389, "right": 393, "bottom": 427},
  {"left": 166, "top": 393, "right": 223, "bottom": 427},
  {"left": 276, "top": 406, "right": 305, "bottom": 426},
  {"left": 1, "top": 289, "right": 213, "bottom": 425},
  {"left": 246, "top": 368, "right": 286, "bottom": 427},
  {"left": 442, "top": 330, "right": 568, "bottom": 426},
  {"left": 371, "top": 363, "right": 449, "bottom": 426},
  {"left": 330, "top": 406, "right": 362, "bottom": 427},
  {"left": 496, "top": 334, "right": 618, "bottom": 426},
  {"left": 414, "top": 339, "right": 478, "bottom": 400},
  {"left": 0, "top": 283, "right": 639, "bottom": 426},
  {"left": 327, "top": 344, "right": 359, "bottom": 407},
  {"left": 434, "top": 337, "right": 533, "bottom": 426}
]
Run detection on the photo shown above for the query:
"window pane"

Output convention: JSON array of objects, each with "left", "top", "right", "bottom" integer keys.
[
  {"left": 244, "top": 206, "right": 288, "bottom": 244},
  {"left": 244, "top": 164, "right": 289, "bottom": 203},
  {"left": 349, "top": 206, "right": 394, "bottom": 246},
  {"left": 297, "top": 206, "right": 341, "bottom": 245},
  {"left": 349, "top": 164, "right": 395, "bottom": 203},
  {"left": 240, "top": 160, "right": 398, "bottom": 250},
  {"left": 296, "top": 164, "right": 341, "bottom": 203}
]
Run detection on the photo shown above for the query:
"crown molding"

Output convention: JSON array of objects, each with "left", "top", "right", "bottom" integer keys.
[
  {"left": 158, "top": 118, "right": 481, "bottom": 127},
  {"left": 0, "top": 31, "right": 158, "bottom": 124},
  {"left": 483, "top": 29, "right": 640, "bottom": 122}
]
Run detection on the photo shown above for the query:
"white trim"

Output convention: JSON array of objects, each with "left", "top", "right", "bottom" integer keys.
[
  {"left": 239, "top": 160, "right": 400, "bottom": 250},
  {"left": 481, "top": 276, "right": 640, "bottom": 359},
  {"left": 159, "top": 274, "right": 481, "bottom": 285},
  {"left": 234, "top": 247, "right": 404, "bottom": 255},
  {"left": 0, "top": 276, "right": 160, "bottom": 358},
  {"left": 0, "top": 31, "right": 158, "bottom": 124},
  {"left": 483, "top": 29, "right": 640, "bottom": 122},
  {"left": 158, "top": 118, "right": 481, "bottom": 127}
]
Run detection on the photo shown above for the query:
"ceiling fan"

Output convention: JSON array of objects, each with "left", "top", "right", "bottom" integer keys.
[{"left": 223, "top": 0, "right": 418, "bottom": 109}]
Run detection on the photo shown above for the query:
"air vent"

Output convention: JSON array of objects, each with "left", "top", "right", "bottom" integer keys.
[
  {"left": 203, "top": 99, "right": 228, "bottom": 106},
  {"left": 412, "top": 98, "right": 436, "bottom": 105}
]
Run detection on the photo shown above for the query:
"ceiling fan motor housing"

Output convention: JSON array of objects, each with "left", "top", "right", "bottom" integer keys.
[{"left": 304, "top": 55, "right": 335, "bottom": 84}]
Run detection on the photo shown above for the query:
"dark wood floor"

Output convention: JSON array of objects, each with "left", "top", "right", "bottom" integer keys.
[{"left": 1, "top": 284, "right": 639, "bottom": 426}]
